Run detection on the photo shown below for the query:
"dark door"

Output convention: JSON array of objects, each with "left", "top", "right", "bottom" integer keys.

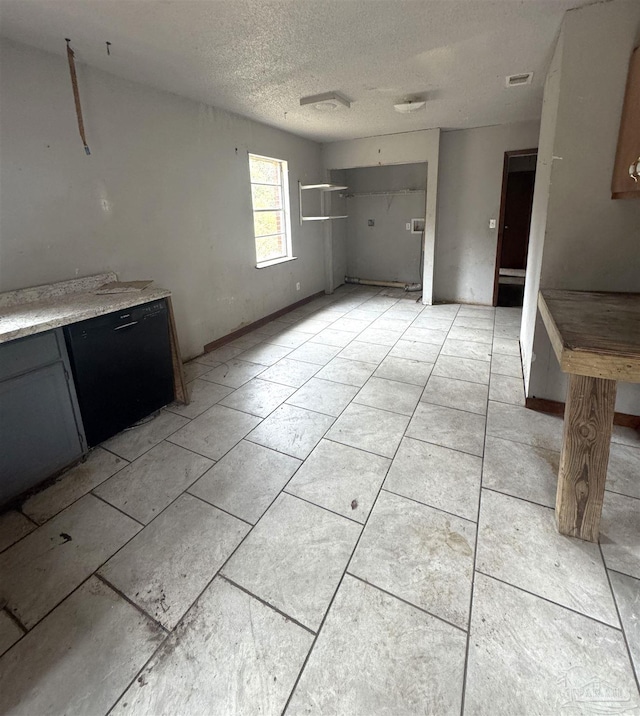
[{"left": 500, "top": 170, "right": 535, "bottom": 270}]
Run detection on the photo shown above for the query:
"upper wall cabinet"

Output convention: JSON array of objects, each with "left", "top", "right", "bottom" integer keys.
[{"left": 612, "top": 46, "right": 640, "bottom": 199}]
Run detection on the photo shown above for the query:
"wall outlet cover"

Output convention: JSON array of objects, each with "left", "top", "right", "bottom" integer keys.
[
  {"left": 296, "top": 282, "right": 301, "bottom": 290},
  {"left": 411, "top": 219, "right": 425, "bottom": 234}
]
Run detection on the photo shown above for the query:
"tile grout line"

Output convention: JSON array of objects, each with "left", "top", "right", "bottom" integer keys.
[
  {"left": 0, "top": 575, "right": 100, "bottom": 658},
  {"left": 480, "top": 485, "right": 557, "bottom": 511},
  {"left": 398, "top": 432, "right": 484, "bottom": 459},
  {"left": 11, "top": 447, "right": 134, "bottom": 537},
  {"left": 474, "top": 569, "right": 624, "bottom": 632},
  {"left": 346, "top": 571, "right": 468, "bottom": 634},
  {"left": 380, "top": 487, "right": 478, "bottom": 525},
  {"left": 98, "top": 407, "right": 196, "bottom": 464},
  {"left": 606, "top": 566, "right": 640, "bottom": 581},
  {"left": 417, "top": 395, "right": 488, "bottom": 418},
  {"left": 218, "top": 575, "right": 317, "bottom": 637},
  {"left": 0, "top": 449, "right": 135, "bottom": 557},
  {"left": 483, "top": 401, "right": 563, "bottom": 453},
  {"left": 94, "top": 572, "right": 171, "bottom": 635},
  {"left": 599, "top": 546, "right": 640, "bottom": 694},
  {"left": 5, "top": 463, "right": 222, "bottom": 644},
  {"left": 281, "top": 490, "right": 364, "bottom": 525},
  {"left": 2, "top": 605, "right": 27, "bottom": 635},
  {"left": 458, "top": 306, "right": 495, "bottom": 716},
  {"left": 185, "top": 491, "right": 254, "bottom": 527},
  {"left": 19, "top": 512, "right": 40, "bottom": 528},
  {"left": 90, "top": 492, "right": 146, "bottom": 527}
]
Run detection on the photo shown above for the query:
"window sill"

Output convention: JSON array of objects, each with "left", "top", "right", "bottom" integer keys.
[{"left": 255, "top": 256, "right": 298, "bottom": 269}]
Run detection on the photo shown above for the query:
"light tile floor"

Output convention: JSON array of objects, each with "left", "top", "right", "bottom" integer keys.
[{"left": 1, "top": 285, "right": 639, "bottom": 715}]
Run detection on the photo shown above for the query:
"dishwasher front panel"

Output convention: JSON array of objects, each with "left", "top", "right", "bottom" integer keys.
[{"left": 64, "top": 299, "right": 175, "bottom": 447}]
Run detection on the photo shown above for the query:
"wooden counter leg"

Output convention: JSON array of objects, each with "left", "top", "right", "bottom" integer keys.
[
  {"left": 166, "top": 296, "right": 189, "bottom": 405},
  {"left": 556, "top": 374, "right": 616, "bottom": 542}
]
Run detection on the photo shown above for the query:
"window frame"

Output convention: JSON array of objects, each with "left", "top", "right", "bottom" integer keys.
[{"left": 248, "top": 152, "right": 295, "bottom": 269}]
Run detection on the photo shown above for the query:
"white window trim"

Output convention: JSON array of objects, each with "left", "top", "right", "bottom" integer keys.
[
  {"left": 256, "top": 255, "right": 298, "bottom": 269},
  {"left": 249, "top": 152, "right": 294, "bottom": 268}
]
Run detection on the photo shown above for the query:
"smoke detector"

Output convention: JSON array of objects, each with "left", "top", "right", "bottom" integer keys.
[
  {"left": 393, "top": 100, "right": 426, "bottom": 113},
  {"left": 300, "top": 92, "right": 351, "bottom": 111},
  {"left": 506, "top": 72, "right": 533, "bottom": 87}
]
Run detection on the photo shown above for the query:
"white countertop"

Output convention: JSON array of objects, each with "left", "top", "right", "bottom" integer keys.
[{"left": 0, "top": 275, "right": 171, "bottom": 344}]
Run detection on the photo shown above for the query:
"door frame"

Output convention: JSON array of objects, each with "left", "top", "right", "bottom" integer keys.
[{"left": 492, "top": 148, "right": 538, "bottom": 306}]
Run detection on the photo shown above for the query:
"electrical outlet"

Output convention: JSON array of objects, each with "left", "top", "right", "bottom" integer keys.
[
  {"left": 296, "top": 282, "right": 301, "bottom": 291},
  {"left": 406, "top": 223, "right": 411, "bottom": 231}
]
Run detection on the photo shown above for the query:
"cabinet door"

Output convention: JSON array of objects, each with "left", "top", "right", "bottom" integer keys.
[
  {"left": 612, "top": 47, "right": 640, "bottom": 199},
  {"left": 0, "top": 362, "right": 84, "bottom": 504}
]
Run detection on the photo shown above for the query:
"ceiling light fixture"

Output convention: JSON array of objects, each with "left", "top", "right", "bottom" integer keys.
[
  {"left": 300, "top": 92, "right": 351, "bottom": 111},
  {"left": 393, "top": 100, "right": 427, "bottom": 114}
]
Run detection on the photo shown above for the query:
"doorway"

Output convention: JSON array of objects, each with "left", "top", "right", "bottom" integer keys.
[{"left": 492, "top": 149, "right": 537, "bottom": 307}]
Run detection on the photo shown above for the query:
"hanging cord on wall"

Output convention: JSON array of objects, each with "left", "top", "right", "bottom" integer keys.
[{"left": 65, "top": 39, "right": 91, "bottom": 155}]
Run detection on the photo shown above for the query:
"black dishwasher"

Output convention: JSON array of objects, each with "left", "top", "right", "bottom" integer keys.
[{"left": 64, "top": 299, "right": 175, "bottom": 447}]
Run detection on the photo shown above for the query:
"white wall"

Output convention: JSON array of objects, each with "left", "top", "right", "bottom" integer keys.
[
  {"left": 434, "top": 121, "right": 541, "bottom": 305},
  {"left": 522, "top": 0, "right": 640, "bottom": 415},
  {"left": 0, "top": 39, "right": 325, "bottom": 359},
  {"left": 343, "top": 163, "right": 427, "bottom": 284},
  {"left": 322, "top": 129, "right": 440, "bottom": 303},
  {"left": 521, "top": 33, "right": 564, "bottom": 387}
]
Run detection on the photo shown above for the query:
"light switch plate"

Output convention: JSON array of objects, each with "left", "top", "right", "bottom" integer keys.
[{"left": 489, "top": 219, "right": 497, "bottom": 229}]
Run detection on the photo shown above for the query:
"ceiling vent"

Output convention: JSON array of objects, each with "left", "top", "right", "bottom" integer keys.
[
  {"left": 300, "top": 92, "right": 351, "bottom": 111},
  {"left": 506, "top": 72, "right": 533, "bottom": 87}
]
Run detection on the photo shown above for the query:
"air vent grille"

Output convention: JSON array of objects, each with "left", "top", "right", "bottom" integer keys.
[{"left": 506, "top": 72, "right": 534, "bottom": 87}]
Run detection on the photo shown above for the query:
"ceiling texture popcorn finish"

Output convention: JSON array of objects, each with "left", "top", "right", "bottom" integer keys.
[{"left": 0, "top": 0, "right": 598, "bottom": 141}]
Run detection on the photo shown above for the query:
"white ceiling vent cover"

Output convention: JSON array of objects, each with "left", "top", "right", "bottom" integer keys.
[
  {"left": 505, "top": 72, "right": 533, "bottom": 87},
  {"left": 300, "top": 92, "right": 351, "bottom": 111}
]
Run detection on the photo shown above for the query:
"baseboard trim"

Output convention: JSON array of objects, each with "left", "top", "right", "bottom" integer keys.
[
  {"left": 525, "top": 397, "right": 640, "bottom": 429},
  {"left": 203, "top": 291, "right": 325, "bottom": 353}
]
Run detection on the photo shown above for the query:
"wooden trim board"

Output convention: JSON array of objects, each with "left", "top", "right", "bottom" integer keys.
[
  {"left": 526, "top": 396, "right": 640, "bottom": 430},
  {"left": 167, "top": 296, "right": 188, "bottom": 404},
  {"left": 203, "top": 291, "right": 325, "bottom": 353}
]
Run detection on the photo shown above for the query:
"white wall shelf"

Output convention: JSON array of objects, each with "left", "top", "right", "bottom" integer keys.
[
  {"left": 301, "top": 215, "right": 349, "bottom": 221},
  {"left": 300, "top": 183, "right": 348, "bottom": 191},
  {"left": 299, "top": 181, "right": 349, "bottom": 225},
  {"left": 345, "top": 188, "right": 425, "bottom": 198}
]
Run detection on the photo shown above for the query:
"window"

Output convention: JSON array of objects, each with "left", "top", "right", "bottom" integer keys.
[{"left": 249, "top": 153, "right": 294, "bottom": 267}]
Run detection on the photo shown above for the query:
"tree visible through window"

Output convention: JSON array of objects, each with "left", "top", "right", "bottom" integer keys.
[{"left": 249, "top": 154, "right": 293, "bottom": 266}]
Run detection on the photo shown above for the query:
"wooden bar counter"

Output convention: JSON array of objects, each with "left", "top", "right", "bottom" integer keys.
[{"left": 538, "top": 290, "right": 640, "bottom": 542}]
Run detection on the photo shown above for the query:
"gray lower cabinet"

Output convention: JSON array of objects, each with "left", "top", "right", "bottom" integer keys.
[{"left": 0, "top": 329, "right": 86, "bottom": 505}]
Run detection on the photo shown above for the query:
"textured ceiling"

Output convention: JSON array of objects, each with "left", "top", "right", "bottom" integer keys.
[{"left": 0, "top": 0, "right": 597, "bottom": 142}]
